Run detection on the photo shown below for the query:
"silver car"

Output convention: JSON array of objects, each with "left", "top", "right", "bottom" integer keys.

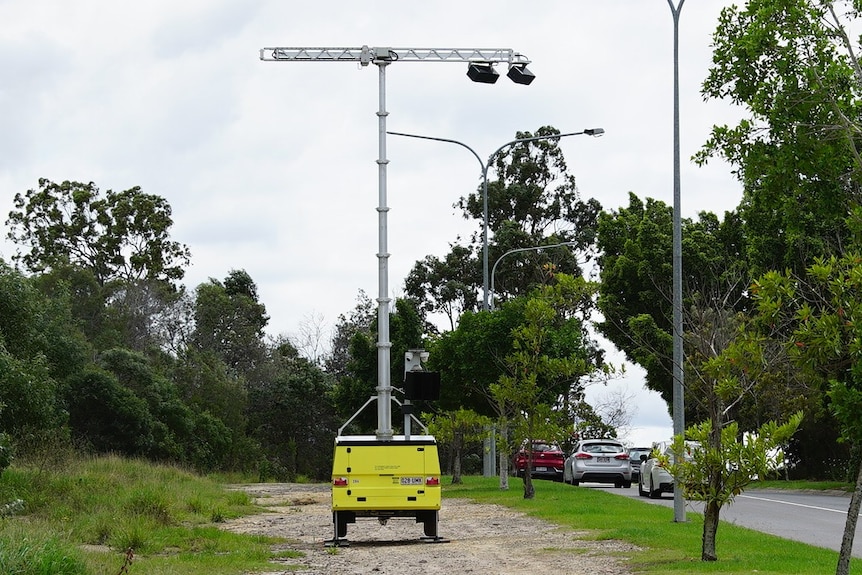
[{"left": 564, "top": 438, "right": 632, "bottom": 488}]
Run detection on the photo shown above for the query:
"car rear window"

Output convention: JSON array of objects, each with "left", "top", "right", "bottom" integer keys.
[{"left": 581, "top": 443, "right": 624, "bottom": 454}]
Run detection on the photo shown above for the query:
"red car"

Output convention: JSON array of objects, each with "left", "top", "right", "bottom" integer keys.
[{"left": 513, "top": 440, "right": 565, "bottom": 481}]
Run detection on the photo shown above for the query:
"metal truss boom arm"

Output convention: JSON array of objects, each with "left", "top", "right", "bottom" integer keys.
[{"left": 259, "top": 46, "right": 529, "bottom": 66}]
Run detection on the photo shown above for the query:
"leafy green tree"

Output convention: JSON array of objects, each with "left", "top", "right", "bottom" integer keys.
[
  {"left": 752, "top": 249, "right": 862, "bottom": 575},
  {"left": 65, "top": 367, "right": 155, "bottom": 456},
  {"left": 667, "top": 415, "right": 801, "bottom": 562},
  {"left": 405, "top": 246, "right": 478, "bottom": 332},
  {"left": 697, "top": 1, "right": 862, "bottom": 277},
  {"left": 0, "top": 262, "right": 92, "bottom": 443},
  {"left": 6, "top": 179, "right": 190, "bottom": 286},
  {"left": 406, "top": 126, "right": 600, "bottom": 318},
  {"left": 247, "top": 340, "right": 339, "bottom": 480},
  {"left": 191, "top": 270, "right": 269, "bottom": 377},
  {"left": 491, "top": 274, "right": 599, "bottom": 499},
  {"left": 596, "top": 193, "right": 748, "bottom": 415},
  {"left": 424, "top": 408, "right": 492, "bottom": 484},
  {"left": 325, "top": 290, "right": 376, "bottom": 381}
]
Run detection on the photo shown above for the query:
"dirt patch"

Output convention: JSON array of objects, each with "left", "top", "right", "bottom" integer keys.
[{"left": 223, "top": 483, "right": 636, "bottom": 575}]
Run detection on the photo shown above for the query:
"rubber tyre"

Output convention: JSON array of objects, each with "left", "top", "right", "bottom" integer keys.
[
  {"left": 638, "top": 477, "right": 647, "bottom": 497},
  {"left": 623, "top": 481, "right": 632, "bottom": 488},
  {"left": 648, "top": 477, "right": 661, "bottom": 499}
]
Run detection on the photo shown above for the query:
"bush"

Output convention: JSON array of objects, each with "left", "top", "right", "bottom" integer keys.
[{"left": 0, "top": 433, "right": 12, "bottom": 476}]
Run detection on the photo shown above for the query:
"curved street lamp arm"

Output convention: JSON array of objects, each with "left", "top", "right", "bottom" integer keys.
[
  {"left": 485, "top": 128, "right": 605, "bottom": 169},
  {"left": 387, "top": 131, "right": 484, "bottom": 172}
]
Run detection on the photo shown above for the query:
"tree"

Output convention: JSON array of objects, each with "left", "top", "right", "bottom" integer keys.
[
  {"left": 0, "top": 261, "right": 91, "bottom": 441},
  {"left": 404, "top": 246, "right": 479, "bottom": 332},
  {"left": 424, "top": 408, "right": 491, "bottom": 484},
  {"left": 753, "top": 249, "right": 862, "bottom": 574},
  {"left": 667, "top": 415, "right": 801, "bottom": 561},
  {"left": 697, "top": 1, "right": 862, "bottom": 277},
  {"left": 406, "top": 126, "right": 600, "bottom": 319},
  {"left": 596, "top": 193, "right": 748, "bottom": 411},
  {"left": 247, "top": 340, "right": 338, "bottom": 480},
  {"left": 191, "top": 270, "right": 269, "bottom": 377},
  {"left": 6, "top": 179, "right": 190, "bottom": 286},
  {"left": 490, "top": 274, "right": 599, "bottom": 499}
]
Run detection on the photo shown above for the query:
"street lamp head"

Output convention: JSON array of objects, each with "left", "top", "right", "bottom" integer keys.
[
  {"left": 467, "top": 63, "right": 499, "bottom": 84},
  {"left": 584, "top": 128, "right": 605, "bottom": 137},
  {"left": 506, "top": 63, "right": 535, "bottom": 85}
]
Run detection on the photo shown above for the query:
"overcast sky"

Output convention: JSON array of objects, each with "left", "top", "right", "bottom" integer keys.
[{"left": 0, "top": 1, "right": 745, "bottom": 447}]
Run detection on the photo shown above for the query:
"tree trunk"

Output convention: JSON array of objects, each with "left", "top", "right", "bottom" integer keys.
[
  {"left": 523, "top": 469, "right": 535, "bottom": 499},
  {"left": 451, "top": 430, "right": 463, "bottom": 485},
  {"left": 498, "top": 423, "right": 509, "bottom": 491},
  {"left": 836, "top": 456, "right": 862, "bottom": 575},
  {"left": 523, "top": 442, "right": 535, "bottom": 499},
  {"left": 701, "top": 499, "right": 720, "bottom": 561}
]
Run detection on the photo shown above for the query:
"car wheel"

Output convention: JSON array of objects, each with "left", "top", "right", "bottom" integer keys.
[
  {"left": 638, "top": 477, "right": 647, "bottom": 497},
  {"left": 614, "top": 481, "right": 622, "bottom": 488},
  {"left": 623, "top": 481, "right": 632, "bottom": 488},
  {"left": 648, "top": 476, "right": 661, "bottom": 499},
  {"left": 572, "top": 479, "right": 580, "bottom": 486}
]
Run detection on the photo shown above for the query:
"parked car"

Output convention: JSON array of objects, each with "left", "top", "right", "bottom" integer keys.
[
  {"left": 638, "top": 440, "right": 699, "bottom": 498},
  {"left": 563, "top": 438, "right": 632, "bottom": 488},
  {"left": 513, "top": 440, "right": 565, "bottom": 481},
  {"left": 628, "top": 447, "right": 652, "bottom": 482}
]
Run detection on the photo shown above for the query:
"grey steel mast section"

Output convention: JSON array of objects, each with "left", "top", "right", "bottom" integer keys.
[
  {"left": 260, "top": 45, "right": 532, "bottom": 441},
  {"left": 260, "top": 46, "right": 530, "bottom": 65}
]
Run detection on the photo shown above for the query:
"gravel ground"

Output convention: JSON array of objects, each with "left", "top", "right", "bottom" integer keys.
[{"left": 223, "top": 482, "right": 637, "bottom": 575}]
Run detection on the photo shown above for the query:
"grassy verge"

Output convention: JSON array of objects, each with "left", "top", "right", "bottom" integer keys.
[
  {"left": 444, "top": 475, "right": 859, "bottom": 575},
  {"left": 0, "top": 455, "right": 298, "bottom": 575}
]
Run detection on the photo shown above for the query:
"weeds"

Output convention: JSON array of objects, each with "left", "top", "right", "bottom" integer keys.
[{"left": 0, "top": 455, "right": 294, "bottom": 574}]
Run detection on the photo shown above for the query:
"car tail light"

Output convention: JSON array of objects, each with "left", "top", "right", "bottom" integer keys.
[
  {"left": 426, "top": 476, "right": 440, "bottom": 486},
  {"left": 575, "top": 452, "right": 592, "bottom": 460},
  {"left": 614, "top": 454, "right": 630, "bottom": 460},
  {"left": 333, "top": 477, "right": 348, "bottom": 487}
]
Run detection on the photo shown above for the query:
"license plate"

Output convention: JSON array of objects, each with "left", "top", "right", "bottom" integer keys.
[
  {"left": 597, "top": 457, "right": 610, "bottom": 463},
  {"left": 400, "top": 477, "right": 423, "bottom": 485},
  {"left": 535, "top": 466, "right": 547, "bottom": 472}
]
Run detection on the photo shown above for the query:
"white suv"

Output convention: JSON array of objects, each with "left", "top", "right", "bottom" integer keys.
[{"left": 638, "top": 440, "right": 699, "bottom": 498}]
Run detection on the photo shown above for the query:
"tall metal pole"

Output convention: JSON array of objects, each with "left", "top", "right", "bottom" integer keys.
[
  {"left": 388, "top": 129, "right": 603, "bottom": 312},
  {"left": 375, "top": 62, "right": 393, "bottom": 439},
  {"left": 668, "top": 0, "right": 686, "bottom": 524}
]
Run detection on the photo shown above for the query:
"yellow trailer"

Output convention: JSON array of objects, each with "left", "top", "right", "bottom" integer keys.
[{"left": 330, "top": 434, "right": 442, "bottom": 543}]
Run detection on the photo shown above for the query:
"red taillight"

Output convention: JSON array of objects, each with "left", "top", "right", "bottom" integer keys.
[
  {"left": 614, "top": 454, "right": 630, "bottom": 460},
  {"left": 575, "top": 452, "right": 592, "bottom": 460},
  {"left": 425, "top": 476, "right": 440, "bottom": 486},
  {"left": 333, "top": 477, "right": 348, "bottom": 487}
]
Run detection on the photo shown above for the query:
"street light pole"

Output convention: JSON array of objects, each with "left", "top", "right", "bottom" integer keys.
[
  {"left": 388, "top": 128, "right": 604, "bottom": 312},
  {"left": 489, "top": 241, "right": 577, "bottom": 310},
  {"left": 667, "top": 0, "right": 687, "bottom": 524}
]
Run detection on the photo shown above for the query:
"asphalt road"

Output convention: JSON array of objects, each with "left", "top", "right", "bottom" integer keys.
[{"left": 585, "top": 482, "right": 862, "bottom": 557}]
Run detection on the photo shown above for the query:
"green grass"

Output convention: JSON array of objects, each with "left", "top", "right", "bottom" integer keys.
[
  {"left": 444, "top": 475, "right": 860, "bottom": 575},
  {"left": 0, "top": 455, "right": 301, "bottom": 575},
  {"left": 753, "top": 479, "right": 854, "bottom": 492}
]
